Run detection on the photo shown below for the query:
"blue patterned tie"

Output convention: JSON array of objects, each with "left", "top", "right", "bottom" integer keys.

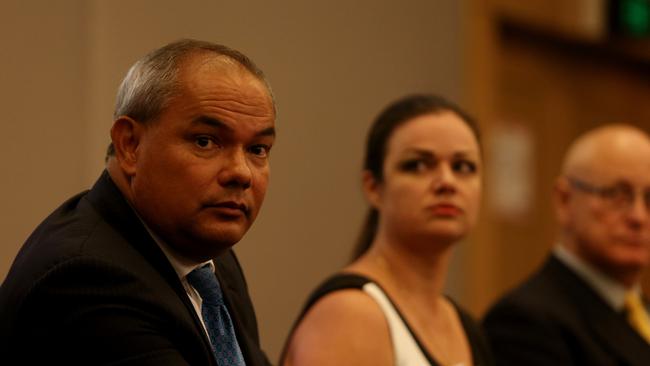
[{"left": 187, "top": 265, "right": 246, "bottom": 366}]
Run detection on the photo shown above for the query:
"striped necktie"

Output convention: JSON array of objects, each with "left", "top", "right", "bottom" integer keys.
[{"left": 187, "top": 265, "right": 246, "bottom": 365}]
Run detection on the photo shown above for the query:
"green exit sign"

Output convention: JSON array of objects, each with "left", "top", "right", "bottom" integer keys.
[{"left": 617, "top": 0, "right": 650, "bottom": 36}]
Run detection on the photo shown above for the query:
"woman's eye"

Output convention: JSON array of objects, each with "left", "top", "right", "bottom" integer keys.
[
  {"left": 453, "top": 160, "right": 477, "bottom": 174},
  {"left": 400, "top": 159, "right": 428, "bottom": 172}
]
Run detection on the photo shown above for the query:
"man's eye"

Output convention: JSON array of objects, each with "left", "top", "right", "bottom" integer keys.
[
  {"left": 249, "top": 145, "right": 270, "bottom": 157},
  {"left": 604, "top": 185, "right": 633, "bottom": 202},
  {"left": 195, "top": 136, "right": 214, "bottom": 148}
]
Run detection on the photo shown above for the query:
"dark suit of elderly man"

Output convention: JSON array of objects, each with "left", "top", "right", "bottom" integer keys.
[
  {"left": 484, "top": 124, "right": 650, "bottom": 366},
  {"left": 0, "top": 39, "right": 276, "bottom": 366}
]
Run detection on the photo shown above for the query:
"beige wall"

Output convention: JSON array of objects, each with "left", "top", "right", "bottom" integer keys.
[
  {"left": 0, "top": 0, "right": 88, "bottom": 274},
  {"left": 0, "top": 0, "right": 464, "bottom": 360}
]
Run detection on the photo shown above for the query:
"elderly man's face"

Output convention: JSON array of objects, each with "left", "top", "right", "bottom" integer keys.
[
  {"left": 130, "top": 54, "right": 275, "bottom": 261},
  {"left": 561, "top": 134, "right": 650, "bottom": 277}
]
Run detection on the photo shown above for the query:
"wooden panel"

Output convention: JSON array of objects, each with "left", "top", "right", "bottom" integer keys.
[
  {"left": 465, "top": 0, "right": 650, "bottom": 316},
  {"left": 492, "top": 0, "right": 607, "bottom": 41}
]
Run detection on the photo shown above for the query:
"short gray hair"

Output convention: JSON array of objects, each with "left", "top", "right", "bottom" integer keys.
[{"left": 107, "top": 39, "right": 274, "bottom": 159}]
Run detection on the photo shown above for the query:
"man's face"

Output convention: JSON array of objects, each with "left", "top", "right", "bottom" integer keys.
[
  {"left": 560, "top": 137, "right": 650, "bottom": 278},
  {"left": 130, "top": 55, "right": 275, "bottom": 261}
]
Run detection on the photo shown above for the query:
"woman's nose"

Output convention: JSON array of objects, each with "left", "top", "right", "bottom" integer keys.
[{"left": 431, "top": 164, "right": 456, "bottom": 194}]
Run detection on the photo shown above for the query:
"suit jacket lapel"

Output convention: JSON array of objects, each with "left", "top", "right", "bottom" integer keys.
[
  {"left": 587, "top": 305, "right": 650, "bottom": 365},
  {"left": 86, "top": 171, "right": 217, "bottom": 365},
  {"left": 548, "top": 256, "right": 650, "bottom": 365}
]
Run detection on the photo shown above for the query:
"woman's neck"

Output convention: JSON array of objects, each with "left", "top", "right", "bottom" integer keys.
[{"left": 346, "top": 231, "right": 454, "bottom": 307}]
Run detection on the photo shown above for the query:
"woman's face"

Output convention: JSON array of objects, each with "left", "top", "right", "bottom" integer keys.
[{"left": 367, "top": 111, "right": 482, "bottom": 244}]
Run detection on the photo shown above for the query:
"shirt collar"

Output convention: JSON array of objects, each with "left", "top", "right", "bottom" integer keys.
[
  {"left": 554, "top": 244, "right": 638, "bottom": 311},
  {"left": 130, "top": 206, "right": 213, "bottom": 279},
  {"left": 146, "top": 225, "right": 214, "bottom": 279}
]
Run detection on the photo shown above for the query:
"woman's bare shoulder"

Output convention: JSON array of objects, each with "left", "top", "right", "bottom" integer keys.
[{"left": 283, "top": 288, "right": 393, "bottom": 366}]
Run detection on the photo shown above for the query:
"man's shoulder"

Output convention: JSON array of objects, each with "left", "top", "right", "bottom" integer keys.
[
  {"left": 12, "top": 190, "right": 130, "bottom": 271},
  {"left": 485, "top": 256, "right": 580, "bottom": 322},
  {"left": 7, "top": 190, "right": 100, "bottom": 276},
  {"left": 483, "top": 257, "right": 650, "bottom": 365},
  {"left": 0, "top": 182, "right": 156, "bottom": 315}
]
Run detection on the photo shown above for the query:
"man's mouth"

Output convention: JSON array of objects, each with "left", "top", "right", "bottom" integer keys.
[{"left": 207, "top": 201, "right": 249, "bottom": 217}]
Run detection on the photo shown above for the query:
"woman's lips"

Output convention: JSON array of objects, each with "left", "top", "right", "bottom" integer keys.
[{"left": 429, "top": 203, "right": 462, "bottom": 217}]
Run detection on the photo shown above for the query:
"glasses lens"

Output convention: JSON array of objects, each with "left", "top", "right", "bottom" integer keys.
[{"left": 604, "top": 184, "right": 634, "bottom": 208}]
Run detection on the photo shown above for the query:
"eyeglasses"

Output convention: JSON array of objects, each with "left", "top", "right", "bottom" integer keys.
[{"left": 567, "top": 176, "right": 650, "bottom": 211}]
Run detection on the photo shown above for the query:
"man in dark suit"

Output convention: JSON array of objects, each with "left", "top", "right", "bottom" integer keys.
[
  {"left": 483, "top": 124, "right": 650, "bottom": 365},
  {"left": 0, "top": 39, "right": 276, "bottom": 365}
]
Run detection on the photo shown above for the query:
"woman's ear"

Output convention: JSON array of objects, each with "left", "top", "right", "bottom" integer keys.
[
  {"left": 110, "top": 116, "right": 143, "bottom": 177},
  {"left": 362, "top": 170, "right": 382, "bottom": 210}
]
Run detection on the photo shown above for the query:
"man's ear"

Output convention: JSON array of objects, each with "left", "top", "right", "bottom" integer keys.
[
  {"left": 362, "top": 170, "right": 382, "bottom": 210},
  {"left": 554, "top": 176, "right": 572, "bottom": 226},
  {"left": 110, "top": 116, "right": 143, "bottom": 177}
]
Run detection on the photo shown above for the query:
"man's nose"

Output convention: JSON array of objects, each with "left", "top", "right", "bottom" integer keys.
[
  {"left": 626, "top": 192, "right": 649, "bottom": 227},
  {"left": 218, "top": 149, "right": 252, "bottom": 189}
]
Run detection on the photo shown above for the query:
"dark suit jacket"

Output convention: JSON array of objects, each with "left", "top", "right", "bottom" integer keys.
[
  {"left": 483, "top": 255, "right": 650, "bottom": 366},
  {"left": 0, "top": 171, "right": 271, "bottom": 366}
]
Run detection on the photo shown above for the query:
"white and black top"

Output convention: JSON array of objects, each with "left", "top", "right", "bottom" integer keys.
[{"left": 281, "top": 273, "right": 494, "bottom": 366}]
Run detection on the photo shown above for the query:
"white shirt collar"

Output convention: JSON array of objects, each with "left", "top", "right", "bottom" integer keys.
[
  {"left": 130, "top": 206, "right": 213, "bottom": 279},
  {"left": 145, "top": 225, "right": 214, "bottom": 279},
  {"left": 554, "top": 244, "right": 638, "bottom": 311}
]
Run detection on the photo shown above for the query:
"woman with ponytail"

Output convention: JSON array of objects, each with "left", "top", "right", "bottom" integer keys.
[{"left": 282, "top": 94, "right": 493, "bottom": 366}]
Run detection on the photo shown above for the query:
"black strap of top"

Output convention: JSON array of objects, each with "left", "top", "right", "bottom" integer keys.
[
  {"left": 279, "top": 273, "right": 493, "bottom": 366},
  {"left": 300, "top": 273, "right": 371, "bottom": 317},
  {"left": 278, "top": 273, "right": 441, "bottom": 365},
  {"left": 278, "top": 273, "right": 371, "bottom": 364}
]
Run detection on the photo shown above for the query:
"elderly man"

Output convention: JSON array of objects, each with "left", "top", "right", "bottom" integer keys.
[
  {"left": 483, "top": 124, "right": 650, "bottom": 365},
  {"left": 0, "top": 39, "right": 275, "bottom": 365}
]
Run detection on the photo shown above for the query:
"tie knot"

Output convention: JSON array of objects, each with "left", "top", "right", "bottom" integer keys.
[
  {"left": 186, "top": 264, "right": 224, "bottom": 305},
  {"left": 625, "top": 291, "right": 644, "bottom": 310}
]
